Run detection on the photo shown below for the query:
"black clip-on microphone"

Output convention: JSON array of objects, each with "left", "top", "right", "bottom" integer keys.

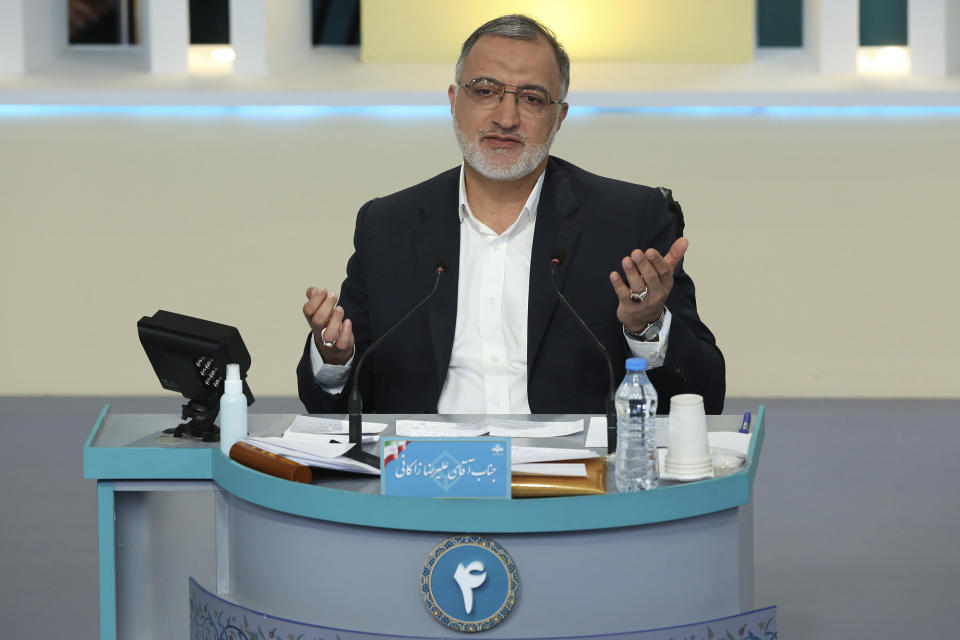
[
  {"left": 549, "top": 250, "right": 619, "bottom": 454},
  {"left": 344, "top": 261, "right": 448, "bottom": 468}
]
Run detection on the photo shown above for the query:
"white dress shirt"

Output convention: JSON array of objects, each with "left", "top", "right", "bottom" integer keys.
[
  {"left": 436, "top": 167, "right": 541, "bottom": 413},
  {"left": 310, "top": 165, "right": 672, "bottom": 412}
]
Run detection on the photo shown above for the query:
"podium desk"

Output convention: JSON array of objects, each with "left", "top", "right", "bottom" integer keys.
[{"left": 84, "top": 407, "right": 765, "bottom": 640}]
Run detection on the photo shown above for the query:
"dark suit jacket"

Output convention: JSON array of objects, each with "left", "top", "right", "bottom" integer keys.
[{"left": 297, "top": 156, "right": 725, "bottom": 415}]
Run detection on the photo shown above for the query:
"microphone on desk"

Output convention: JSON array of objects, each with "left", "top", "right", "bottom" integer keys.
[
  {"left": 345, "top": 261, "right": 448, "bottom": 467},
  {"left": 549, "top": 249, "right": 619, "bottom": 454}
]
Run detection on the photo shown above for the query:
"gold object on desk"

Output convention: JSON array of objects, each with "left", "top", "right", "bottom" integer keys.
[
  {"left": 511, "top": 457, "right": 606, "bottom": 498},
  {"left": 230, "top": 441, "right": 313, "bottom": 484}
]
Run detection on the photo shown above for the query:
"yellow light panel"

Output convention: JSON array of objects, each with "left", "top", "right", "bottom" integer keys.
[{"left": 361, "top": 0, "right": 754, "bottom": 63}]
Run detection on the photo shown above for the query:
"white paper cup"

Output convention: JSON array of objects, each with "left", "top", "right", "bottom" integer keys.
[{"left": 665, "top": 394, "right": 712, "bottom": 478}]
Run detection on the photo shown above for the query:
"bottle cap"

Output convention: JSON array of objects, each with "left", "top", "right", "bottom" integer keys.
[
  {"left": 224, "top": 363, "right": 242, "bottom": 394},
  {"left": 625, "top": 357, "right": 647, "bottom": 371}
]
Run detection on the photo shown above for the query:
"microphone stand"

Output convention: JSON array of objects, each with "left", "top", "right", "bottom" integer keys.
[
  {"left": 343, "top": 264, "right": 447, "bottom": 468},
  {"left": 549, "top": 256, "right": 619, "bottom": 454}
]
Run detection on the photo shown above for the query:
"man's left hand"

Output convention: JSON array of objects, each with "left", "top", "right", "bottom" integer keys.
[{"left": 609, "top": 237, "right": 689, "bottom": 332}]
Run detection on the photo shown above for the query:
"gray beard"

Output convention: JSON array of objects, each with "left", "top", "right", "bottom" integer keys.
[{"left": 453, "top": 115, "right": 558, "bottom": 181}]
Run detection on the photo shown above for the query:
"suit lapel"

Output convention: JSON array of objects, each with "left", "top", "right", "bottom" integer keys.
[
  {"left": 411, "top": 161, "right": 582, "bottom": 395},
  {"left": 528, "top": 158, "right": 581, "bottom": 368},
  {"left": 413, "top": 171, "right": 461, "bottom": 389}
]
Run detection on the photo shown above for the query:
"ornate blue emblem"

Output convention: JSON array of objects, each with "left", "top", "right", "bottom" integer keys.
[{"left": 420, "top": 535, "right": 519, "bottom": 633}]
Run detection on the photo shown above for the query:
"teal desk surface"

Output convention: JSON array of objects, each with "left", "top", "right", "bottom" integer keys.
[{"left": 84, "top": 406, "right": 764, "bottom": 533}]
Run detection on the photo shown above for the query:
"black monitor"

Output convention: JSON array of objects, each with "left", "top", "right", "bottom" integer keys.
[{"left": 137, "top": 310, "right": 254, "bottom": 441}]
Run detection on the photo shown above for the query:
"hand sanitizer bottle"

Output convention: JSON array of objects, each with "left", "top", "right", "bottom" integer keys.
[{"left": 219, "top": 364, "right": 247, "bottom": 456}]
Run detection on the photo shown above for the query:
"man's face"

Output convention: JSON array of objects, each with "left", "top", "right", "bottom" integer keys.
[{"left": 449, "top": 35, "right": 569, "bottom": 181}]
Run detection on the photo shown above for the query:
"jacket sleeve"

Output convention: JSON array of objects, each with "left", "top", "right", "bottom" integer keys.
[
  {"left": 295, "top": 199, "right": 376, "bottom": 414},
  {"left": 642, "top": 188, "right": 726, "bottom": 414}
]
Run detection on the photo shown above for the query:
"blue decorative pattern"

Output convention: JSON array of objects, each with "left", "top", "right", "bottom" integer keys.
[
  {"left": 420, "top": 535, "right": 519, "bottom": 632},
  {"left": 189, "top": 578, "right": 777, "bottom": 640}
]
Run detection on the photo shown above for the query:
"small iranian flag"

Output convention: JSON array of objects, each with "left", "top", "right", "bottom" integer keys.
[{"left": 383, "top": 440, "right": 409, "bottom": 467}]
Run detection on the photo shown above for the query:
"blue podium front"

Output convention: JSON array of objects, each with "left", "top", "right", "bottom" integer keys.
[{"left": 83, "top": 408, "right": 766, "bottom": 640}]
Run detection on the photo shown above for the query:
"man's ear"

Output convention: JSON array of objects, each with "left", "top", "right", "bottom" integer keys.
[{"left": 556, "top": 102, "right": 569, "bottom": 132}]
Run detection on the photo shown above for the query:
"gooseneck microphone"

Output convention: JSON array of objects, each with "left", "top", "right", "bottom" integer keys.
[
  {"left": 345, "top": 261, "right": 447, "bottom": 467},
  {"left": 549, "top": 250, "right": 619, "bottom": 454}
]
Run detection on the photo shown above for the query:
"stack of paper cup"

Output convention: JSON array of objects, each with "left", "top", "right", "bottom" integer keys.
[{"left": 664, "top": 394, "right": 713, "bottom": 479}]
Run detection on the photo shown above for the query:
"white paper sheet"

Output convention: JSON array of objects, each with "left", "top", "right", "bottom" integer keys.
[
  {"left": 323, "top": 435, "right": 380, "bottom": 444},
  {"left": 585, "top": 416, "right": 610, "bottom": 448},
  {"left": 510, "top": 446, "right": 600, "bottom": 464},
  {"left": 487, "top": 418, "right": 584, "bottom": 437},
  {"left": 394, "top": 420, "right": 488, "bottom": 437},
  {"left": 284, "top": 415, "right": 388, "bottom": 438},
  {"left": 512, "top": 463, "right": 587, "bottom": 477},
  {"left": 246, "top": 437, "right": 379, "bottom": 475},
  {"left": 585, "top": 416, "right": 670, "bottom": 448},
  {"left": 253, "top": 436, "right": 353, "bottom": 458},
  {"left": 707, "top": 431, "right": 752, "bottom": 456}
]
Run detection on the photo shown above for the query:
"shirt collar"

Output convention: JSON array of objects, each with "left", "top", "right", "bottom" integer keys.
[{"left": 457, "top": 164, "right": 546, "bottom": 226}]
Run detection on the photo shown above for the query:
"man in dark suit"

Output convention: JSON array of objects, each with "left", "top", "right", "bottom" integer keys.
[{"left": 297, "top": 14, "right": 724, "bottom": 415}]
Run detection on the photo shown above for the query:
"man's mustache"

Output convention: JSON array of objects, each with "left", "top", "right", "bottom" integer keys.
[{"left": 479, "top": 127, "right": 525, "bottom": 142}]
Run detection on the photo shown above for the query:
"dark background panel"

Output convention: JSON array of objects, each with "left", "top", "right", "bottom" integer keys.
[
  {"left": 757, "top": 0, "right": 803, "bottom": 47},
  {"left": 189, "top": 0, "right": 230, "bottom": 44},
  {"left": 860, "top": 0, "right": 908, "bottom": 45}
]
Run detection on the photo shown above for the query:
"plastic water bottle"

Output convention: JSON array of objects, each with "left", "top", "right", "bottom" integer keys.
[
  {"left": 219, "top": 363, "right": 247, "bottom": 456},
  {"left": 614, "top": 357, "right": 659, "bottom": 492}
]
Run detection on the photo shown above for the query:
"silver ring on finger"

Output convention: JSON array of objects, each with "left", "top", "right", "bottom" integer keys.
[
  {"left": 320, "top": 328, "right": 338, "bottom": 348},
  {"left": 629, "top": 287, "right": 649, "bottom": 303}
]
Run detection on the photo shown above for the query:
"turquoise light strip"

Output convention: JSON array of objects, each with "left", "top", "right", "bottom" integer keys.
[
  {"left": 97, "top": 482, "right": 117, "bottom": 640},
  {"left": 210, "top": 449, "right": 752, "bottom": 533},
  {"left": 747, "top": 405, "right": 766, "bottom": 487},
  {"left": 84, "top": 446, "right": 214, "bottom": 479},
  {"left": 82, "top": 403, "right": 214, "bottom": 480},
  {"left": 0, "top": 104, "right": 451, "bottom": 118},
  {"left": 570, "top": 105, "right": 960, "bottom": 117},
  {"left": 2, "top": 104, "right": 960, "bottom": 118},
  {"left": 85, "top": 404, "right": 110, "bottom": 449}
]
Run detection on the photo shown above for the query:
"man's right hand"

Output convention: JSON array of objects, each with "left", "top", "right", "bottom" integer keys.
[{"left": 303, "top": 287, "right": 354, "bottom": 365}]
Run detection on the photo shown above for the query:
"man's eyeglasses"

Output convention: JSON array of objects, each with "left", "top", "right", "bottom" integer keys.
[{"left": 457, "top": 78, "right": 562, "bottom": 116}]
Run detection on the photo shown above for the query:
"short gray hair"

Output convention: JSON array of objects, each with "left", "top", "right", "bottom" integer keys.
[{"left": 455, "top": 14, "right": 570, "bottom": 102}]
